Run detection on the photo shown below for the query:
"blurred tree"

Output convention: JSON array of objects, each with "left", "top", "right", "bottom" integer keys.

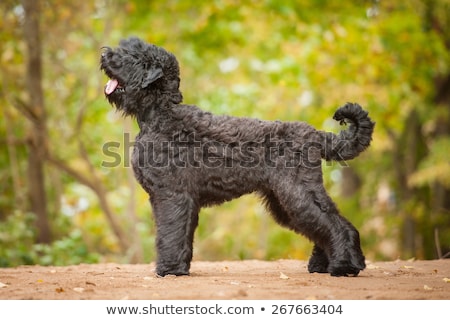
[
  {"left": 20, "top": 0, "right": 51, "bottom": 243},
  {"left": 414, "top": 0, "right": 450, "bottom": 258},
  {"left": 1, "top": 0, "right": 131, "bottom": 256},
  {"left": 387, "top": 0, "right": 450, "bottom": 258}
]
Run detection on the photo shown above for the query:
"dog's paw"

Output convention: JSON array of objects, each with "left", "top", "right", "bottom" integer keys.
[
  {"left": 308, "top": 261, "right": 329, "bottom": 273},
  {"left": 156, "top": 270, "right": 190, "bottom": 277},
  {"left": 308, "top": 246, "right": 329, "bottom": 273},
  {"left": 327, "top": 257, "right": 366, "bottom": 277},
  {"left": 156, "top": 263, "right": 190, "bottom": 277}
]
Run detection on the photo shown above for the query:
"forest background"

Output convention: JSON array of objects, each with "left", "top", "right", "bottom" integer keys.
[{"left": 0, "top": 0, "right": 449, "bottom": 267}]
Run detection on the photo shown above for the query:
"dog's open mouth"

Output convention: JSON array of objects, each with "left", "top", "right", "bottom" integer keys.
[{"left": 104, "top": 78, "right": 124, "bottom": 95}]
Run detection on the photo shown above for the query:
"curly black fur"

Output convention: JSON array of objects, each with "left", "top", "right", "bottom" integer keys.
[{"left": 100, "top": 37, "right": 375, "bottom": 277}]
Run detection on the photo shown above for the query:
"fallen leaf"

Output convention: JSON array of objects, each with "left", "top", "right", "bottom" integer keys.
[
  {"left": 73, "top": 287, "right": 85, "bottom": 293},
  {"left": 443, "top": 278, "right": 450, "bottom": 283},
  {"left": 279, "top": 272, "right": 290, "bottom": 279},
  {"left": 86, "top": 281, "right": 96, "bottom": 286},
  {"left": 37, "top": 279, "right": 44, "bottom": 283},
  {"left": 55, "top": 287, "right": 64, "bottom": 293},
  {"left": 423, "top": 285, "right": 432, "bottom": 291},
  {"left": 0, "top": 282, "right": 8, "bottom": 288}
]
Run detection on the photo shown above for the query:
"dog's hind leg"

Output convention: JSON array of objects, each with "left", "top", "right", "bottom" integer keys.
[
  {"left": 261, "top": 190, "right": 329, "bottom": 273},
  {"left": 308, "top": 187, "right": 366, "bottom": 276},
  {"left": 150, "top": 192, "right": 199, "bottom": 277},
  {"left": 272, "top": 183, "right": 365, "bottom": 276}
]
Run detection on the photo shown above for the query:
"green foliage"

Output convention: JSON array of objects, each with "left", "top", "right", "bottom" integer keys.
[
  {"left": 0, "top": 212, "right": 99, "bottom": 267},
  {"left": 409, "top": 137, "right": 450, "bottom": 188},
  {"left": 33, "top": 230, "right": 100, "bottom": 266},
  {"left": 0, "top": 212, "right": 36, "bottom": 267}
]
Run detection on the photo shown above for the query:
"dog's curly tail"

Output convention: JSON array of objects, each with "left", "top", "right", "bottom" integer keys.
[{"left": 321, "top": 102, "right": 375, "bottom": 161}]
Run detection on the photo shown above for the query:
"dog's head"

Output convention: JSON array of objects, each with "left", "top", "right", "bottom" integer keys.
[{"left": 100, "top": 37, "right": 182, "bottom": 116}]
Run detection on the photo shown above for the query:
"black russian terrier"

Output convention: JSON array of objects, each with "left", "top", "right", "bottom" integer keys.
[{"left": 100, "top": 37, "right": 375, "bottom": 277}]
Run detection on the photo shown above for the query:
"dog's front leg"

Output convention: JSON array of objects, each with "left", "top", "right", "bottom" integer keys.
[{"left": 150, "top": 193, "right": 199, "bottom": 277}]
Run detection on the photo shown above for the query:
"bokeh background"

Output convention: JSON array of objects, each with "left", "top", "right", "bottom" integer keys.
[{"left": 0, "top": 0, "right": 449, "bottom": 267}]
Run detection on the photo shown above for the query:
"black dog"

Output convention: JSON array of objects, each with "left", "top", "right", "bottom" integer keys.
[{"left": 100, "top": 37, "right": 375, "bottom": 277}]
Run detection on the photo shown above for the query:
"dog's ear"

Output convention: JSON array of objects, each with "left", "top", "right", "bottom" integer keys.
[{"left": 142, "top": 68, "right": 163, "bottom": 88}]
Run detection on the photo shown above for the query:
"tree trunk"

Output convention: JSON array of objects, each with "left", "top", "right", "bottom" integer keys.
[
  {"left": 392, "top": 109, "right": 427, "bottom": 258},
  {"left": 22, "top": 0, "right": 51, "bottom": 243},
  {"left": 423, "top": 0, "right": 450, "bottom": 258}
]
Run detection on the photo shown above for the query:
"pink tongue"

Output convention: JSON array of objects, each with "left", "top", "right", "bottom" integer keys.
[{"left": 105, "top": 79, "right": 119, "bottom": 95}]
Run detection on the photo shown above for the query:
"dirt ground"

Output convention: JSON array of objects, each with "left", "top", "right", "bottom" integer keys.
[{"left": 0, "top": 259, "right": 449, "bottom": 300}]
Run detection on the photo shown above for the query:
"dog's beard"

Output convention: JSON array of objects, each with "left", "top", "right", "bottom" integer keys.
[{"left": 105, "top": 89, "right": 125, "bottom": 109}]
